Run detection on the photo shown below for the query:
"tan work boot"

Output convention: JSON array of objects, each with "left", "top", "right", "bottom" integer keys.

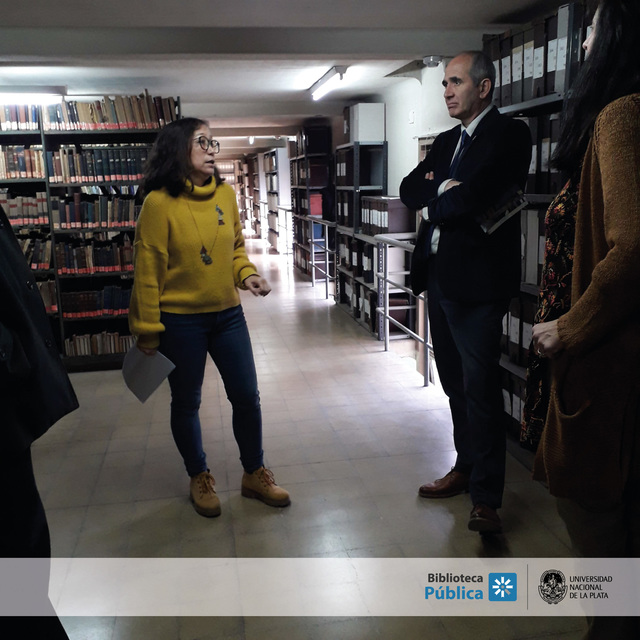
[
  {"left": 189, "top": 471, "right": 221, "bottom": 517},
  {"left": 241, "top": 467, "right": 291, "bottom": 507}
]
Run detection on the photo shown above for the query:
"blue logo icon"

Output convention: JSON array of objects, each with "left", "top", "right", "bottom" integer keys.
[{"left": 489, "top": 573, "right": 517, "bottom": 601}]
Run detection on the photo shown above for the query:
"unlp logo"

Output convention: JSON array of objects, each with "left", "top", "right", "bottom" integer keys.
[{"left": 488, "top": 573, "right": 517, "bottom": 601}]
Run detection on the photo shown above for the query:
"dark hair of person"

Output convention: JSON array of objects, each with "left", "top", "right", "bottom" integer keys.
[
  {"left": 462, "top": 50, "right": 496, "bottom": 101},
  {"left": 141, "top": 117, "right": 223, "bottom": 198},
  {"left": 552, "top": 0, "right": 640, "bottom": 174}
]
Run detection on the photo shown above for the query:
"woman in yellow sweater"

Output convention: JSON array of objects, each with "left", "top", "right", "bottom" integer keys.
[{"left": 129, "top": 117, "right": 290, "bottom": 517}]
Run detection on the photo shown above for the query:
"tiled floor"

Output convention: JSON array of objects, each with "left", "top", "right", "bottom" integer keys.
[{"left": 33, "top": 240, "right": 586, "bottom": 639}]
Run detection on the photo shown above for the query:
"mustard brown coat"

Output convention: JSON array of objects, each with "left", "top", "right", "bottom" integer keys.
[{"left": 533, "top": 94, "right": 640, "bottom": 503}]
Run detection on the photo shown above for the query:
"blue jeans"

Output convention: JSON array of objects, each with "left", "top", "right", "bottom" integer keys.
[{"left": 159, "top": 305, "right": 264, "bottom": 477}]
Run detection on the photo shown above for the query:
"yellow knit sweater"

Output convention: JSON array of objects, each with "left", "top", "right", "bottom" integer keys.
[{"left": 129, "top": 179, "right": 258, "bottom": 349}]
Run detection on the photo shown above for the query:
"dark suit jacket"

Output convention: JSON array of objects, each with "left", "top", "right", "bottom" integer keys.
[
  {"left": 400, "top": 106, "right": 531, "bottom": 302},
  {"left": 0, "top": 205, "right": 78, "bottom": 455}
]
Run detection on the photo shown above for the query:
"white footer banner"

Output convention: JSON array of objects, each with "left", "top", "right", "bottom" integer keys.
[{"left": 1, "top": 558, "right": 638, "bottom": 616}]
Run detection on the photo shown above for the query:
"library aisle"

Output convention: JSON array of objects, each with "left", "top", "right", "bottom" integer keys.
[{"left": 32, "top": 240, "right": 585, "bottom": 639}]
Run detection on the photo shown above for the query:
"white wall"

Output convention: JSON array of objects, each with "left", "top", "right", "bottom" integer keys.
[{"left": 381, "top": 63, "right": 455, "bottom": 196}]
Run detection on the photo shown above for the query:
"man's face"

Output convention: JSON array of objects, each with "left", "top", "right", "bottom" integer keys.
[{"left": 442, "top": 54, "right": 490, "bottom": 127}]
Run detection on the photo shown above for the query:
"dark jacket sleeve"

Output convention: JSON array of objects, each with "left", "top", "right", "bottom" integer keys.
[
  {"left": 0, "top": 205, "right": 79, "bottom": 454},
  {"left": 399, "top": 134, "right": 448, "bottom": 210},
  {"left": 400, "top": 159, "right": 438, "bottom": 211},
  {"left": 427, "top": 117, "right": 531, "bottom": 227}
]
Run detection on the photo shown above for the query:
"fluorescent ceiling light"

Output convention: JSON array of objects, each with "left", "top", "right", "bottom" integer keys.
[
  {"left": 310, "top": 66, "right": 348, "bottom": 101},
  {"left": 0, "top": 85, "right": 66, "bottom": 105}
]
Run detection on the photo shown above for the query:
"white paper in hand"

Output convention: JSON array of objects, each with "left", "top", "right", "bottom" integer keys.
[{"left": 122, "top": 345, "right": 175, "bottom": 403}]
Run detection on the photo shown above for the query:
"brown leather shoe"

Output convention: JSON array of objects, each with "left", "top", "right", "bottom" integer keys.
[
  {"left": 418, "top": 468, "right": 470, "bottom": 498},
  {"left": 468, "top": 504, "right": 502, "bottom": 534}
]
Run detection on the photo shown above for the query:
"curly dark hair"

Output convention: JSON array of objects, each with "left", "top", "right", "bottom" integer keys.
[
  {"left": 552, "top": 0, "right": 640, "bottom": 174},
  {"left": 141, "top": 117, "right": 223, "bottom": 198}
]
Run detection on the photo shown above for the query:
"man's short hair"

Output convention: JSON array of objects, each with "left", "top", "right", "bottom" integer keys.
[{"left": 460, "top": 51, "right": 496, "bottom": 101}]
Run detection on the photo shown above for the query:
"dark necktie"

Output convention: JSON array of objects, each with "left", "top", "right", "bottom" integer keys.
[{"left": 449, "top": 129, "right": 471, "bottom": 179}]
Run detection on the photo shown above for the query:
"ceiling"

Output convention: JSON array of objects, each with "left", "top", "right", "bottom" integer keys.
[{"left": 0, "top": 0, "right": 560, "bottom": 158}]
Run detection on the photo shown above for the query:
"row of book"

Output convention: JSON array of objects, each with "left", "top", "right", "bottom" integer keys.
[
  {"left": 1, "top": 190, "right": 49, "bottom": 226},
  {"left": 337, "top": 271, "right": 411, "bottom": 336},
  {"left": 292, "top": 244, "right": 333, "bottom": 282},
  {"left": 360, "top": 196, "right": 415, "bottom": 237},
  {"left": 336, "top": 191, "right": 355, "bottom": 227},
  {"left": 335, "top": 146, "right": 385, "bottom": 188},
  {"left": 18, "top": 236, "right": 52, "bottom": 270},
  {"left": 0, "top": 104, "right": 40, "bottom": 131},
  {"left": 503, "top": 294, "right": 538, "bottom": 369},
  {"left": 0, "top": 145, "right": 46, "bottom": 180},
  {"left": 61, "top": 286, "right": 131, "bottom": 319},
  {"left": 43, "top": 94, "right": 178, "bottom": 132},
  {"left": 50, "top": 194, "right": 140, "bottom": 230},
  {"left": 499, "top": 208, "right": 547, "bottom": 367},
  {"left": 37, "top": 280, "right": 58, "bottom": 314},
  {"left": 54, "top": 234, "right": 134, "bottom": 275},
  {"left": 292, "top": 160, "right": 331, "bottom": 188},
  {"left": 338, "top": 236, "right": 406, "bottom": 287},
  {"left": 299, "top": 193, "right": 323, "bottom": 217},
  {"left": 46, "top": 144, "right": 150, "bottom": 185},
  {"left": 484, "top": 2, "right": 585, "bottom": 107},
  {"left": 64, "top": 332, "right": 136, "bottom": 357},
  {"left": 518, "top": 114, "right": 563, "bottom": 195}
]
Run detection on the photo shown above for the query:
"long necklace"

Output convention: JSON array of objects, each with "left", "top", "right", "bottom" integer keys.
[{"left": 185, "top": 197, "right": 217, "bottom": 265}]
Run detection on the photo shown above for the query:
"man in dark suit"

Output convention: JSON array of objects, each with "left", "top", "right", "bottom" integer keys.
[
  {"left": 400, "top": 51, "right": 531, "bottom": 533},
  {"left": 0, "top": 204, "right": 78, "bottom": 637}
]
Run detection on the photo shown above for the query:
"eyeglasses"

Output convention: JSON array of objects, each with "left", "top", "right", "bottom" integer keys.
[{"left": 193, "top": 136, "right": 220, "bottom": 154}]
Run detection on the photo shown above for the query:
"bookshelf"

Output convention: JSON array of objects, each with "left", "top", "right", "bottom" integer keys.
[
  {"left": 483, "top": 0, "right": 586, "bottom": 440},
  {"left": 291, "top": 123, "right": 335, "bottom": 285},
  {"left": 1, "top": 94, "right": 180, "bottom": 371},
  {"left": 334, "top": 139, "right": 388, "bottom": 336},
  {"left": 263, "top": 147, "right": 291, "bottom": 254},
  {"left": 1, "top": 127, "right": 59, "bottom": 349}
]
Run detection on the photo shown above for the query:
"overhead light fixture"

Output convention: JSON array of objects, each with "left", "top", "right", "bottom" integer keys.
[
  {"left": 423, "top": 56, "right": 443, "bottom": 68},
  {"left": 310, "top": 66, "right": 348, "bottom": 101},
  {"left": 0, "top": 85, "right": 66, "bottom": 105}
]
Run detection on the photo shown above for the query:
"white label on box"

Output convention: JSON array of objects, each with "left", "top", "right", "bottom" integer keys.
[
  {"left": 522, "top": 321, "right": 533, "bottom": 350},
  {"left": 509, "top": 314, "right": 520, "bottom": 343},
  {"left": 533, "top": 47, "right": 545, "bottom": 79},
  {"left": 503, "top": 389, "right": 512, "bottom": 414},
  {"left": 557, "top": 36, "right": 568, "bottom": 72},
  {"left": 524, "top": 42, "right": 534, "bottom": 79},
  {"left": 512, "top": 46, "right": 523, "bottom": 79},
  {"left": 547, "top": 39, "right": 558, "bottom": 73},
  {"left": 501, "top": 57, "right": 511, "bottom": 84},
  {"left": 493, "top": 61, "right": 501, "bottom": 88},
  {"left": 540, "top": 140, "right": 551, "bottom": 173},
  {"left": 529, "top": 144, "right": 537, "bottom": 175},
  {"left": 512, "top": 393, "right": 522, "bottom": 421}
]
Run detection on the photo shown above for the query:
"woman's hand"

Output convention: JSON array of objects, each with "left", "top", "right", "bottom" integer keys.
[
  {"left": 243, "top": 275, "right": 271, "bottom": 297},
  {"left": 532, "top": 319, "right": 564, "bottom": 359}
]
